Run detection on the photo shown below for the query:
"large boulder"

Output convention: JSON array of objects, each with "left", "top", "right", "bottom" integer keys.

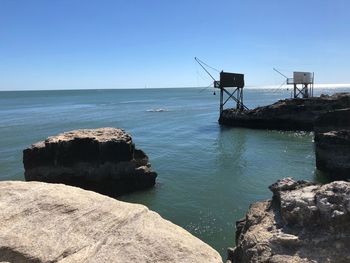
[
  {"left": 0, "top": 181, "right": 223, "bottom": 263},
  {"left": 23, "top": 128, "right": 157, "bottom": 196},
  {"left": 228, "top": 178, "right": 350, "bottom": 263},
  {"left": 219, "top": 93, "right": 350, "bottom": 131}
]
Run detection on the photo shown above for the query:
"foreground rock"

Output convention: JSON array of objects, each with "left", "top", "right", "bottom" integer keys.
[
  {"left": 219, "top": 93, "right": 350, "bottom": 131},
  {"left": 23, "top": 128, "right": 157, "bottom": 196},
  {"left": 0, "top": 181, "right": 222, "bottom": 263},
  {"left": 228, "top": 178, "right": 350, "bottom": 263}
]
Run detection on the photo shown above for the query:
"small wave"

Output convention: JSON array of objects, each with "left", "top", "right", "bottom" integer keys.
[
  {"left": 146, "top": 108, "right": 168, "bottom": 112},
  {"left": 120, "top": 99, "right": 154, "bottom": 104}
]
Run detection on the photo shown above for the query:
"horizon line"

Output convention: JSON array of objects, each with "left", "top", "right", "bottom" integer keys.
[{"left": 1, "top": 83, "right": 350, "bottom": 92}]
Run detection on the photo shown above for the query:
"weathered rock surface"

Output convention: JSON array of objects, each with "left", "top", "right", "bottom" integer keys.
[
  {"left": 23, "top": 128, "right": 157, "bottom": 196},
  {"left": 0, "top": 181, "right": 223, "bottom": 263},
  {"left": 228, "top": 178, "right": 350, "bottom": 263},
  {"left": 219, "top": 93, "right": 350, "bottom": 131}
]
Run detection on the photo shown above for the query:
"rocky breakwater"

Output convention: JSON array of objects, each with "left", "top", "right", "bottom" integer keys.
[
  {"left": 0, "top": 181, "right": 223, "bottom": 263},
  {"left": 219, "top": 93, "right": 350, "bottom": 131},
  {"left": 314, "top": 108, "right": 350, "bottom": 179},
  {"left": 228, "top": 178, "right": 350, "bottom": 263},
  {"left": 23, "top": 128, "right": 157, "bottom": 196}
]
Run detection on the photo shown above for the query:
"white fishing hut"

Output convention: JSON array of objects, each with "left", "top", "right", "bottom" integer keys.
[{"left": 287, "top": 72, "right": 314, "bottom": 98}]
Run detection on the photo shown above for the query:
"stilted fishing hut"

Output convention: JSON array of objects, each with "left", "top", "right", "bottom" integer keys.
[
  {"left": 214, "top": 71, "right": 248, "bottom": 115},
  {"left": 287, "top": 72, "right": 315, "bottom": 98},
  {"left": 195, "top": 57, "right": 248, "bottom": 117}
]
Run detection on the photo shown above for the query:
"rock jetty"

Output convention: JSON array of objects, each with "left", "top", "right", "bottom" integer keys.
[
  {"left": 23, "top": 128, "right": 157, "bottom": 196},
  {"left": 227, "top": 178, "right": 350, "bottom": 263},
  {"left": 313, "top": 108, "right": 350, "bottom": 178},
  {"left": 219, "top": 93, "right": 350, "bottom": 131},
  {"left": 0, "top": 181, "right": 222, "bottom": 263}
]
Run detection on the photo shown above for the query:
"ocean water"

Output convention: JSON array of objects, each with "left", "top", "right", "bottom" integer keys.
[{"left": 0, "top": 87, "right": 349, "bottom": 258}]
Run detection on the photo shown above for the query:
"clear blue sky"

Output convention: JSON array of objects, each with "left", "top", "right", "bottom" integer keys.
[{"left": 0, "top": 0, "right": 349, "bottom": 90}]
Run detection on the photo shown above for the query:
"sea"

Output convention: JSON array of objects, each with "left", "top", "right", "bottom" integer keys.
[{"left": 1, "top": 87, "right": 349, "bottom": 258}]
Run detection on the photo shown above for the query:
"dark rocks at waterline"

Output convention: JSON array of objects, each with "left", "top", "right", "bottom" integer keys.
[
  {"left": 314, "top": 107, "right": 350, "bottom": 133},
  {"left": 227, "top": 178, "right": 350, "bottom": 263},
  {"left": 219, "top": 93, "right": 350, "bottom": 131},
  {"left": 314, "top": 108, "right": 350, "bottom": 179},
  {"left": 315, "top": 130, "right": 350, "bottom": 179},
  {"left": 23, "top": 128, "right": 157, "bottom": 196}
]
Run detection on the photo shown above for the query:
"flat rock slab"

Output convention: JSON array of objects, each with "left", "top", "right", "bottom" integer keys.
[
  {"left": 228, "top": 178, "right": 350, "bottom": 263},
  {"left": 0, "top": 181, "right": 222, "bottom": 263},
  {"left": 23, "top": 128, "right": 157, "bottom": 196},
  {"left": 219, "top": 93, "right": 350, "bottom": 131}
]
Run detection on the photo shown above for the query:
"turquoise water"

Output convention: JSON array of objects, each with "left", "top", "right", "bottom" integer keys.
[{"left": 0, "top": 87, "right": 349, "bottom": 258}]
